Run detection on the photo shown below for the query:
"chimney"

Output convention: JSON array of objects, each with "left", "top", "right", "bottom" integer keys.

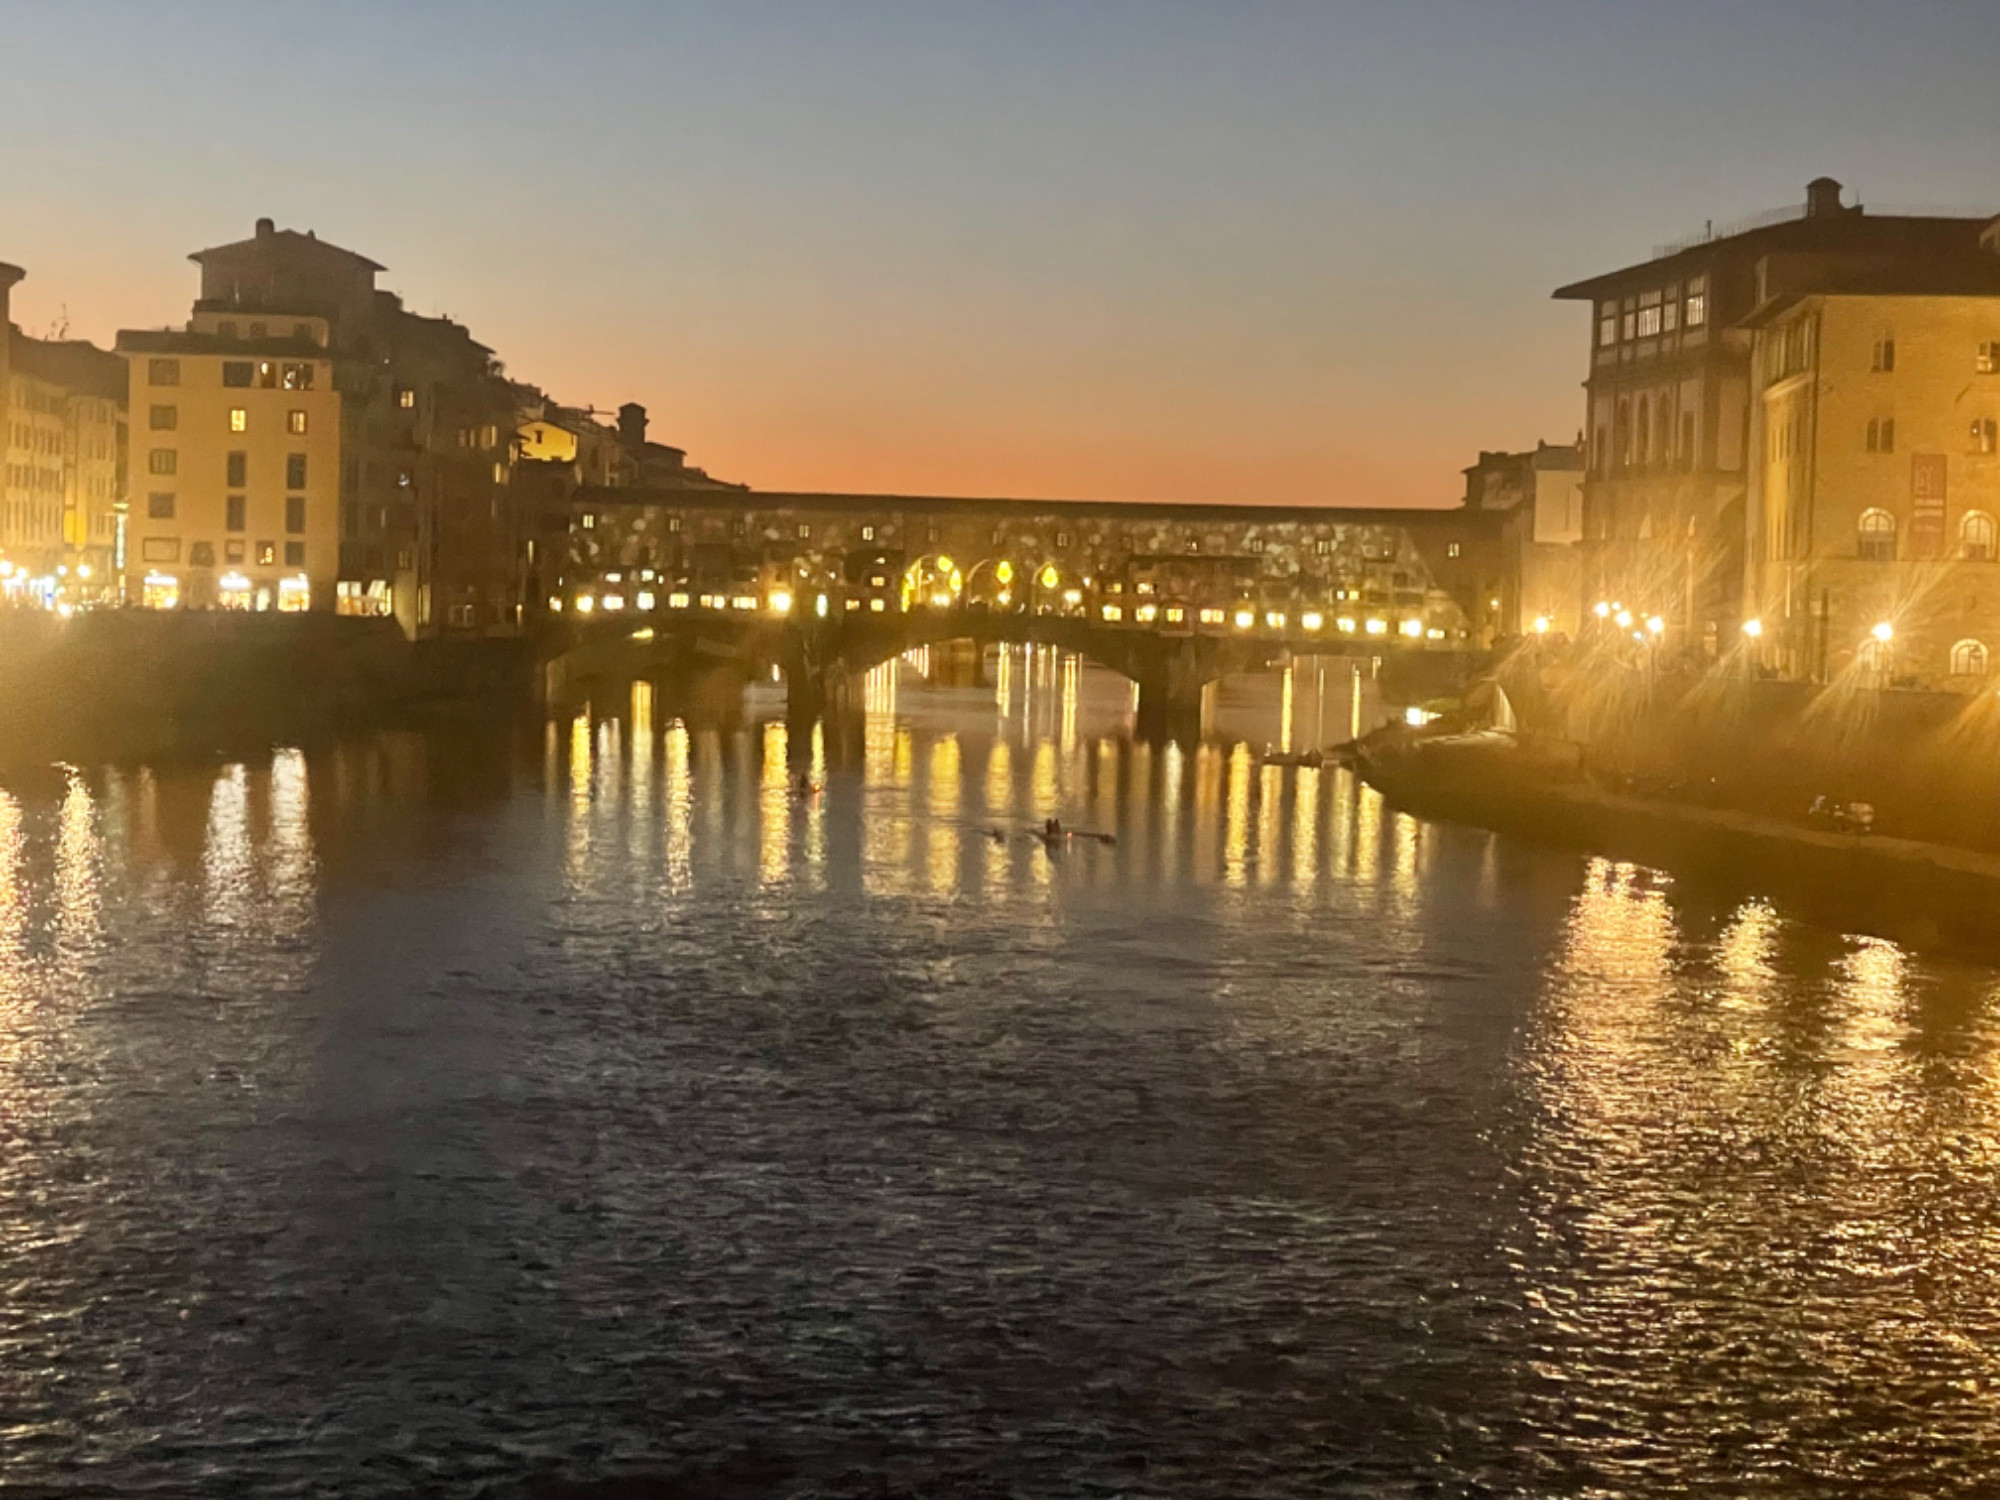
[
  {"left": 1805, "top": 177, "right": 1845, "bottom": 219},
  {"left": 255, "top": 216, "right": 275, "bottom": 238},
  {"left": 617, "top": 402, "right": 648, "bottom": 449}
]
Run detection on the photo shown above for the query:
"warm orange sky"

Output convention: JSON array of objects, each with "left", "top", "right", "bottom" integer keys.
[{"left": 8, "top": 3, "right": 1999, "bottom": 507}]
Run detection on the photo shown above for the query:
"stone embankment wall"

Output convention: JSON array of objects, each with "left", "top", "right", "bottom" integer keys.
[
  {"left": 0, "top": 612, "right": 531, "bottom": 772},
  {"left": 1497, "top": 658, "right": 2000, "bottom": 852}
]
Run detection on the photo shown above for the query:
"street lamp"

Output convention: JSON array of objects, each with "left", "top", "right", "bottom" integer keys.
[{"left": 1741, "top": 617, "right": 1763, "bottom": 638}]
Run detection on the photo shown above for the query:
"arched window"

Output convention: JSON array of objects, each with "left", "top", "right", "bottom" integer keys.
[
  {"left": 1963, "top": 510, "right": 1997, "bottom": 561},
  {"left": 1656, "top": 393, "right": 1673, "bottom": 464},
  {"left": 1952, "top": 639, "right": 1990, "bottom": 677},
  {"left": 1635, "top": 400, "right": 1651, "bottom": 469},
  {"left": 1857, "top": 507, "right": 1898, "bottom": 562},
  {"left": 1614, "top": 400, "right": 1631, "bottom": 470}
]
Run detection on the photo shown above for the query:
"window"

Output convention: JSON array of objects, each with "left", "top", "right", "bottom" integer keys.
[
  {"left": 1866, "top": 417, "right": 1896, "bottom": 453},
  {"left": 285, "top": 496, "right": 306, "bottom": 534},
  {"left": 1872, "top": 336, "right": 1896, "bottom": 373},
  {"left": 396, "top": 387, "right": 416, "bottom": 410},
  {"left": 286, "top": 453, "right": 307, "bottom": 489},
  {"left": 281, "top": 362, "right": 314, "bottom": 391},
  {"left": 222, "top": 361, "right": 253, "bottom": 388},
  {"left": 580, "top": 512, "right": 595, "bottom": 529},
  {"left": 140, "top": 537, "right": 179, "bottom": 562},
  {"left": 797, "top": 523, "right": 812, "bottom": 540},
  {"left": 860, "top": 524, "right": 875, "bottom": 542},
  {"left": 224, "top": 539, "right": 245, "bottom": 563},
  {"left": 1973, "top": 418, "right": 1998, "bottom": 455},
  {"left": 1962, "top": 510, "right": 1996, "bottom": 561},
  {"left": 217, "top": 321, "right": 238, "bottom": 340},
  {"left": 1447, "top": 542, "right": 1462, "bottom": 558},
  {"left": 147, "top": 448, "right": 177, "bottom": 476},
  {"left": 1598, "top": 302, "right": 1618, "bottom": 347},
  {"left": 230, "top": 408, "right": 247, "bottom": 433},
  {"left": 226, "top": 451, "right": 247, "bottom": 487},
  {"left": 284, "top": 541, "right": 305, "bottom": 567},
  {"left": 255, "top": 362, "right": 278, "bottom": 389},
  {"left": 1055, "top": 532, "right": 1073, "bottom": 548},
  {"left": 256, "top": 541, "right": 276, "bottom": 566},
  {"left": 1981, "top": 342, "right": 2000, "bottom": 375},
  {"left": 148, "top": 358, "right": 180, "bottom": 386},
  {"left": 146, "top": 491, "right": 175, "bottom": 519},
  {"left": 1621, "top": 301, "right": 1636, "bottom": 341},
  {"left": 249, "top": 322, "right": 266, "bottom": 340},
  {"left": 148, "top": 404, "right": 177, "bottom": 431},
  {"left": 1684, "top": 276, "right": 1707, "bottom": 329},
  {"left": 1680, "top": 412, "right": 1697, "bottom": 468},
  {"left": 226, "top": 495, "right": 246, "bottom": 532},
  {"left": 1857, "top": 507, "right": 1897, "bottom": 561},
  {"left": 1953, "top": 640, "right": 1990, "bottom": 677},
  {"left": 1662, "top": 286, "right": 1680, "bottom": 334},
  {"left": 667, "top": 516, "right": 681, "bottom": 533},
  {"left": 1636, "top": 289, "right": 1663, "bottom": 338},
  {"left": 189, "top": 541, "right": 214, "bottom": 567}
]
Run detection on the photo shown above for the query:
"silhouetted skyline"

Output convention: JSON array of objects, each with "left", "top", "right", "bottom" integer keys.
[{"left": 8, "top": 0, "right": 2000, "bottom": 506}]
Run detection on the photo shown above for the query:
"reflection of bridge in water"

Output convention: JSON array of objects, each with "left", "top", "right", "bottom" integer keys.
[{"left": 540, "top": 489, "right": 1503, "bottom": 734}]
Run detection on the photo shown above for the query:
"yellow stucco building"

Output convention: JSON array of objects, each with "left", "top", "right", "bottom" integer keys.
[
  {"left": 1746, "top": 222, "right": 2000, "bottom": 685},
  {"left": 115, "top": 316, "right": 341, "bottom": 610}
]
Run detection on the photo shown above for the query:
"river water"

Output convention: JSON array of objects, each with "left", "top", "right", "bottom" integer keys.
[{"left": 5, "top": 646, "right": 2000, "bottom": 1497}]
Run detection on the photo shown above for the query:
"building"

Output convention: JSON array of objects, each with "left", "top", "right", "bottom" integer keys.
[
  {"left": 114, "top": 218, "right": 523, "bottom": 631},
  {"left": 1460, "top": 442, "right": 1583, "bottom": 637},
  {"left": 115, "top": 317, "right": 341, "bottom": 611},
  {"left": 1553, "top": 177, "right": 1992, "bottom": 658},
  {"left": 548, "top": 487, "right": 1506, "bottom": 651},
  {"left": 2, "top": 262, "right": 128, "bottom": 601},
  {"left": 0, "top": 262, "right": 18, "bottom": 456},
  {"left": 1743, "top": 216, "right": 2000, "bottom": 686},
  {"left": 514, "top": 396, "right": 744, "bottom": 625}
]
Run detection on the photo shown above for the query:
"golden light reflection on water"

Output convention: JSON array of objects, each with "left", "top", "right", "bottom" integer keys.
[
  {"left": 1223, "top": 744, "right": 1252, "bottom": 888},
  {"left": 0, "top": 790, "right": 24, "bottom": 1009},
  {"left": 54, "top": 770, "right": 99, "bottom": 951},
  {"left": 760, "top": 720, "right": 791, "bottom": 888}
]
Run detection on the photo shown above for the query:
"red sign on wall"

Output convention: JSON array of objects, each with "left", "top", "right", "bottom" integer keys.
[{"left": 1910, "top": 453, "right": 1948, "bottom": 559}]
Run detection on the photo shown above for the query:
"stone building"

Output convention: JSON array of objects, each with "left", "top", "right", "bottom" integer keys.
[
  {"left": 550, "top": 488, "right": 1505, "bottom": 650},
  {"left": 1553, "top": 178, "right": 1991, "bottom": 658},
  {"left": 1460, "top": 442, "right": 1583, "bottom": 637},
  {"left": 1, "top": 261, "right": 127, "bottom": 598},
  {"left": 115, "top": 219, "right": 522, "bottom": 633},
  {"left": 1743, "top": 217, "right": 2000, "bottom": 686}
]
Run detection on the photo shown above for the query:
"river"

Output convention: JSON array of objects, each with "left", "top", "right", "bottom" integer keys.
[{"left": 4, "top": 645, "right": 1999, "bottom": 1497}]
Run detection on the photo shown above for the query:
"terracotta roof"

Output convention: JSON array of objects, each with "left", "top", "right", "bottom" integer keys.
[{"left": 190, "top": 226, "right": 385, "bottom": 273}]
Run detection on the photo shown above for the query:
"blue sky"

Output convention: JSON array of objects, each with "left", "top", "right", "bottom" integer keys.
[{"left": 6, "top": 0, "right": 1999, "bottom": 504}]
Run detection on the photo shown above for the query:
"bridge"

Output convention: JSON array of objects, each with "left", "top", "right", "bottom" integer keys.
[{"left": 536, "top": 488, "right": 1505, "bottom": 734}]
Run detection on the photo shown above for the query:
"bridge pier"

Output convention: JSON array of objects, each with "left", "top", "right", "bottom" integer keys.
[{"left": 1127, "top": 635, "right": 1217, "bottom": 742}]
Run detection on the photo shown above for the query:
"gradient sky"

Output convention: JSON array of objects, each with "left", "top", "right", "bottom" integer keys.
[{"left": 6, "top": 1, "right": 2000, "bottom": 507}]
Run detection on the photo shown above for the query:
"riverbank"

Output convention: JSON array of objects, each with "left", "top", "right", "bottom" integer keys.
[
  {"left": 0, "top": 611, "right": 533, "bottom": 775},
  {"left": 1357, "top": 728, "right": 2000, "bottom": 953}
]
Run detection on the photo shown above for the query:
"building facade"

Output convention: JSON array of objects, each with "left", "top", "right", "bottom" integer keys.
[
  {"left": 1553, "top": 178, "right": 1991, "bottom": 659},
  {"left": 1745, "top": 221, "right": 2000, "bottom": 685},
  {"left": 2, "top": 264, "right": 128, "bottom": 600},
  {"left": 549, "top": 488, "right": 1506, "bottom": 650},
  {"left": 115, "top": 320, "right": 341, "bottom": 610},
  {"left": 115, "top": 218, "right": 525, "bottom": 631},
  {"left": 1460, "top": 443, "right": 1583, "bottom": 637}
]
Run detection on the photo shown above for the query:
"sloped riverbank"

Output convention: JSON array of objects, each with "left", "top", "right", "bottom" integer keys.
[
  {"left": 0, "top": 612, "right": 531, "bottom": 773},
  {"left": 1357, "top": 728, "right": 2000, "bottom": 953}
]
